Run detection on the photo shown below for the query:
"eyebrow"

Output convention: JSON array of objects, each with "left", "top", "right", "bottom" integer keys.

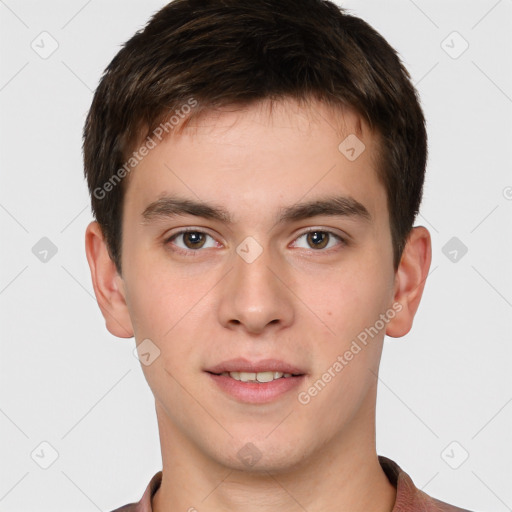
[{"left": 141, "top": 194, "right": 371, "bottom": 226}]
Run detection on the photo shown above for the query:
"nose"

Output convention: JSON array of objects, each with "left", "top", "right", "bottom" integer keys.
[{"left": 217, "top": 240, "right": 294, "bottom": 335}]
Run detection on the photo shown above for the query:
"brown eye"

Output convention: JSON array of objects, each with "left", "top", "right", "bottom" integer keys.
[
  {"left": 306, "top": 231, "right": 329, "bottom": 249},
  {"left": 166, "top": 230, "right": 218, "bottom": 253},
  {"left": 292, "top": 230, "right": 345, "bottom": 251},
  {"left": 182, "top": 232, "right": 206, "bottom": 249}
]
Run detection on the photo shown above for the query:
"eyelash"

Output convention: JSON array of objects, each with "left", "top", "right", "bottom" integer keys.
[{"left": 164, "top": 227, "right": 347, "bottom": 257}]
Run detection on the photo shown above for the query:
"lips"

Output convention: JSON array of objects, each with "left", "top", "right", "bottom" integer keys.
[
  {"left": 205, "top": 357, "right": 306, "bottom": 376},
  {"left": 206, "top": 359, "right": 307, "bottom": 404}
]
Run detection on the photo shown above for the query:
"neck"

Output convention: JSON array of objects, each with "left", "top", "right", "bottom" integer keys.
[{"left": 152, "top": 389, "right": 396, "bottom": 512}]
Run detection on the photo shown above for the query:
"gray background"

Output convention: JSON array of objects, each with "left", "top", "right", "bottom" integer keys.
[{"left": 1, "top": 0, "right": 511, "bottom": 510}]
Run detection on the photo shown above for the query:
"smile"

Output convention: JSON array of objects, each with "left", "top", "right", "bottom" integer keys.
[{"left": 218, "top": 371, "right": 298, "bottom": 382}]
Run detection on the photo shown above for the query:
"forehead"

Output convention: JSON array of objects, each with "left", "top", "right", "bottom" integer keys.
[
  {"left": 122, "top": 97, "right": 386, "bottom": 227},
  {"left": 171, "top": 98, "right": 368, "bottom": 149}
]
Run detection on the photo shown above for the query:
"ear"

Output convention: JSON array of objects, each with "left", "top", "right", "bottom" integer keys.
[
  {"left": 84, "top": 221, "right": 134, "bottom": 338},
  {"left": 386, "top": 226, "right": 432, "bottom": 338}
]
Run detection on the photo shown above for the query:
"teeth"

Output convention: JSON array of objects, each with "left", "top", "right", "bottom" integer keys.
[
  {"left": 257, "top": 371, "right": 275, "bottom": 383},
  {"left": 219, "top": 371, "right": 295, "bottom": 382}
]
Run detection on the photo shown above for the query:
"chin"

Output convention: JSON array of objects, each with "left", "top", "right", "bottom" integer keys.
[{"left": 208, "top": 432, "right": 314, "bottom": 474}]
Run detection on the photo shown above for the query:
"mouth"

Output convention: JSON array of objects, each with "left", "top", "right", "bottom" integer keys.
[
  {"left": 205, "top": 357, "right": 306, "bottom": 379},
  {"left": 208, "top": 370, "right": 303, "bottom": 383},
  {"left": 205, "top": 358, "right": 307, "bottom": 404}
]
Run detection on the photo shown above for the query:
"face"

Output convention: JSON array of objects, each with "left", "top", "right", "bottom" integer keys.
[{"left": 116, "top": 98, "right": 399, "bottom": 471}]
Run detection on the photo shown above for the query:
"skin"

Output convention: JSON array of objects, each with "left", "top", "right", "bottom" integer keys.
[{"left": 85, "top": 97, "right": 431, "bottom": 512}]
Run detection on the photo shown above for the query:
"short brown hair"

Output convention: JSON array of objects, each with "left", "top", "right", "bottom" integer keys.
[{"left": 83, "top": 0, "right": 427, "bottom": 274}]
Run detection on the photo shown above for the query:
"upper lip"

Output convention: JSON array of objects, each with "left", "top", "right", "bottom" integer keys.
[{"left": 206, "top": 358, "right": 306, "bottom": 375}]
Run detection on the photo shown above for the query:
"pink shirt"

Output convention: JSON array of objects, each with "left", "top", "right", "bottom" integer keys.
[{"left": 111, "top": 456, "right": 473, "bottom": 511}]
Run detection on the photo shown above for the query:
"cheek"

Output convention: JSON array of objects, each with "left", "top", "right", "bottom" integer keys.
[
  {"left": 123, "top": 257, "right": 213, "bottom": 373},
  {"left": 309, "top": 264, "right": 392, "bottom": 340},
  {"left": 123, "top": 248, "right": 198, "bottom": 335}
]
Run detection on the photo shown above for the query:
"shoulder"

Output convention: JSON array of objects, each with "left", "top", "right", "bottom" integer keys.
[
  {"left": 110, "top": 505, "right": 137, "bottom": 512},
  {"left": 379, "top": 455, "right": 476, "bottom": 512},
  {"left": 109, "top": 471, "right": 163, "bottom": 512}
]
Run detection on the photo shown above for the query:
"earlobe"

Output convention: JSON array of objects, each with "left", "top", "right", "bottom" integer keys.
[
  {"left": 385, "top": 226, "right": 432, "bottom": 338},
  {"left": 84, "top": 221, "right": 134, "bottom": 339}
]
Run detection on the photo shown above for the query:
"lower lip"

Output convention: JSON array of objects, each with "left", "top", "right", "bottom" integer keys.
[{"left": 206, "top": 372, "right": 306, "bottom": 404}]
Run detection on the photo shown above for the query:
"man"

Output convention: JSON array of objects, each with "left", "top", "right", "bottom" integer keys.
[{"left": 83, "top": 1, "right": 474, "bottom": 510}]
